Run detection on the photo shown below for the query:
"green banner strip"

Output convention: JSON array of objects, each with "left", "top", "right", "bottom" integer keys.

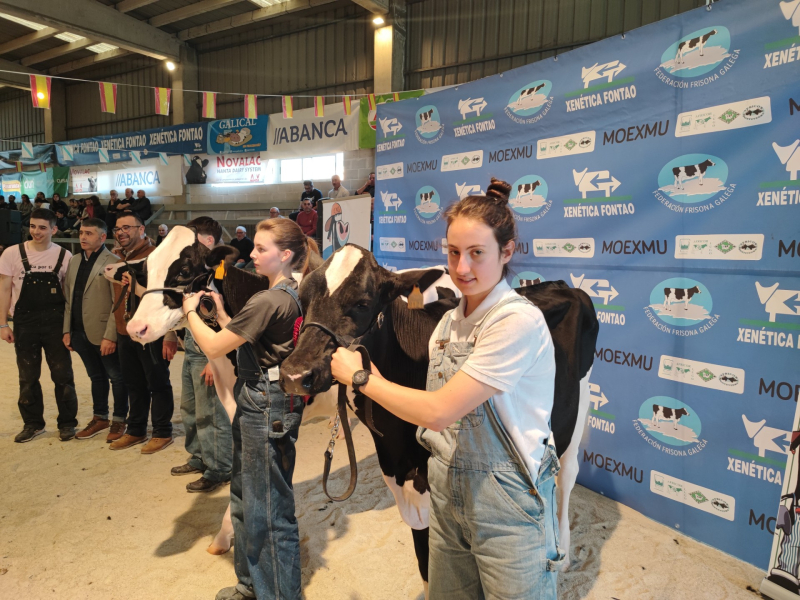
[
  {"left": 739, "top": 319, "right": 800, "bottom": 331},
  {"left": 728, "top": 448, "right": 786, "bottom": 468},
  {"left": 590, "top": 409, "right": 615, "bottom": 420},
  {"left": 759, "top": 180, "right": 800, "bottom": 189},
  {"left": 593, "top": 303, "right": 625, "bottom": 311},
  {"left": 452, "top": 113, "right": 494, "bottom": 126},
  {"left": 563, "top": 195, "right": 632, "bottom": 204},
  {"left": 765, "top": 36, "right": 800, "bottom": 52}
]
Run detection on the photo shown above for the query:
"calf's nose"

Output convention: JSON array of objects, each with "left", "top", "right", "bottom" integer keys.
[
  {"left": 280, "top": 368, "right": 314, "bottom": 395},
  {"left": 127, "top": 320, "right": 149, "bottom": 340}
]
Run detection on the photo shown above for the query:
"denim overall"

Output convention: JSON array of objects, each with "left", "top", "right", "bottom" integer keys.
[
  {"left": 230, "top": 282, "right": 305, "bottom": 600},
  {"left": 418, "top": 295, "right": 564, "bottom": 600}
]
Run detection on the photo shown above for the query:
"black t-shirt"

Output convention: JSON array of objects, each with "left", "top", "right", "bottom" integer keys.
[
  {"left": 230, "top": 237, "right": 254, "bottom": 262},
  {"left": 362, "top": 184, "right": 375, "bottom": 198},
  {"left": 226, "top": 279, "right": 300, "bottom": 370},
  {"left": 301, "top": 188, "right": 323, "bottom": 206}
]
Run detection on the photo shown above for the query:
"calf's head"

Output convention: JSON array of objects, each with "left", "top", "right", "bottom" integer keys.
[
  {"left": 118, "top": 225, "right": 237, "bottom": 344},
  {"left": 280, "top": 245, "right": 443, "bottom": 395}
]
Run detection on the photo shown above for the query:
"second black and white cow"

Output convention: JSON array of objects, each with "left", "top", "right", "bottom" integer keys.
[
  {"left": 652, "top": 404, "right": 690, "bottom": 429},
  {"left": 280, "top": 245, "right": 598, "bottom": 586},
  {"left": 517, "top": 180, "right": 541, "bottom": 196},
  {"left": 675, "top": 29, "right": 717, "bottom": 63},
  {"left": 419, "top": 108, "right": 434, "bottom": 123},
  {"left": 663, "top": 285, "right": 701, "bottom": 310},
  {"left": 518, "top": 83, "right": 546, "bottom": 101},
  {"left": 672, "top": 159, "right": 715, "bottom": 190}
]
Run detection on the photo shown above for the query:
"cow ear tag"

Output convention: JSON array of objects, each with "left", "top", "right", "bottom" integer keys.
[
  {"left": 215, "top": 260, "right": 225, "bottom": 280},
  {"left": 407, "top": 284, "right": 424, "bottom": 310}
]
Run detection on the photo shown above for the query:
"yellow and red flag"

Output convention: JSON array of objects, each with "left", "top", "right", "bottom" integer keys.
[
  {"left": 342, "top": 95, "right": 352, "bottom": 115},
  {"left": 393, "top": 92, "right": 400, "bottom": 102},
  {"left": 15, "top": 161, "right": 23, "bottom": 172},
  {"left": 282, "top": 96, "right": 293, "bottom": 119},
  {"left": 29, "top": 75, "right": 51, "bottom": 109},
  {"left": 98, "top": 82, "right": 117, "bottom": 114},
  {"left": 244, "top": 94, "right": 257, "bottom": 119},
  {"left": 314, "top": 96, "right": 324, "bottom": 117},
  {"left": 367, "top": 93, "right": 376, "bottom": 111},
  {"left": 202, "top": 92, "right": 216, "bottom": 119},
  {"left": 154, "top": 87, "right": 171, "bottom": 115}
]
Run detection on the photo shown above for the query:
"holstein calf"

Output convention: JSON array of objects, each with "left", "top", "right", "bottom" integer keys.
[
  {"left": 672, "top": 158, "right": 715, "bottom": 190},
  {"left": 663, "top": 285, "right": 701, "bottom": 310},
  {"left": 280, "top": 246, "right": 598, "bottom": 589},
  {"left": 652, "top": 404, "right": 689, "bottom": 430},
  {"left": 675, "top": 29, "right": 717, "bottom": 63}
]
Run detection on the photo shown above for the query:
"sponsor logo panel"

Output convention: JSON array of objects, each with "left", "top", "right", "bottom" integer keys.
[
  {"left": 377, "top": 191, "right": 406, "bottom": 224},
  {"left": 414, "top": 105, "right": 444, "bottom": 144},
  {"left": 653, "top": 154, "right": 736, "bottom": 214},
  {"left": 565, "top": 168, "right": 633, "bottom": 219},
  {"left": 727, "top": 415, "right": 789, "bottom": 486},
  {"left": 505, "top": 80, "right": 554, "bottom": 124},
  {"left": 453, "top": 97, "right": 497, "bottom": 137},
  {"left": 509, "top": 175, "right": 551, "bottom": 222},
  {"left": 376, "top": 162, "right": 403, "bottom": 180},
  {"left": 675, "top": 96, "right": 771, "bottom": 137},
  {"left": 379, "top": 237, "right": 406, "bottom": 253},
  {"left": 537, "top": 131, "right": 596, "bottom": 159},
  {"left": 644, "top": 277, "right": 719, "bottom": 336},
  {"left": 658, "top": 355, "right": 745, "bottom": 394},
  {"left": 634, "top": 396, "right": 706, "bottom": 456},
  {"left": 414, "top": 185, "right": 443, "bottom": 225},
  {"left": 533, "top": 238, "right": 594, "bottom": 258},
  {"left": 565, "top": 60, "right": 636, "bottom": 113},
  {"left": 738, "top": 281, "right": 800, "bottom": 350},
  {"left": 655, "top": 26, "right": 739, "bottom": 88},
  {"left": 651, "top": 471, "right": 735, "bottom": 521},
  {"left": 441, "top": 150, "right": 483, "bottom": 172},
  {"left": 675, "top": 234, "right": 763, "bottom": 261}
]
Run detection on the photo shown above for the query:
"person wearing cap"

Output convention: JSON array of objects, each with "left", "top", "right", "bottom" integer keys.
[{"left": 229, "top": 226, "right": 254, "bottom": 268}]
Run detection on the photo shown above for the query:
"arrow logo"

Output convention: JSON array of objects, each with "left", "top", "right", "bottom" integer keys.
[
  {"left": 572, "top": 168, "right": 621, "bottom": 199},
  {"left": 589, "top": 382, "right": 609, "bottom": 411},
  {"left": 581, "top": 60, "right": 627, "bottom": 88},
  {"left": 458, "top": 97, "right": 488, "bottom": 119},
  {"left": 570, "top": 273, "right": 619, "bottom": 305}
]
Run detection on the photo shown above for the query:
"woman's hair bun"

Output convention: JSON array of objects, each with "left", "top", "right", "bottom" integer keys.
[{"left": 485, "top": 177, "right": 512, "bottom": 204}]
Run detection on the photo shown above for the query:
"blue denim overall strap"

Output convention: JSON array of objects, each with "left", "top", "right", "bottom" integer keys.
[{"left": 235, "top": 281, "right": 302, "bottom": 382}]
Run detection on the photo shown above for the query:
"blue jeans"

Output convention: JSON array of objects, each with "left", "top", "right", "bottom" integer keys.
[
  {"left": 180, "top": 330, "right": 232, "bottom": 482},
  {"left": 70, "top": 330, "right": 128, "bottom": 421},
  {"left": 427, "top": 445, "right": 562, "bottom": 599},
  {"left": 230, "top": 376, "right": 304, "bottom": 599}
]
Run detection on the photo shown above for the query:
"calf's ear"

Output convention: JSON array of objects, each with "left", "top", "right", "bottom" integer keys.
[
  {"left": 206, "top": 245, "right": 240, "bottom": 268},
  {"left": 379, "top": 268, "right": 445, "bottom": 306}
]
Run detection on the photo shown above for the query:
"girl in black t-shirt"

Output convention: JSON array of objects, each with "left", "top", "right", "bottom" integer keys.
[{"left": 183, "top": 218, "right": 319, "bottom": 600}]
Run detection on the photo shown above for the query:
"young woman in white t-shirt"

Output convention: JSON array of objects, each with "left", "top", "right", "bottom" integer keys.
[{"left": 331, "top": 178, "right": 562, "bottom": 599}]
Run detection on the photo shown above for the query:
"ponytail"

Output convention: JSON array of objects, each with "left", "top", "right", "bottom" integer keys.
[{"left": 255, "top": 218, "right": 320, "bottom": 276}]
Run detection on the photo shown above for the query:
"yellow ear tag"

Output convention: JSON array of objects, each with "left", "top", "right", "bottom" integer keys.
[
  {"left": 407, "top": 284, "right": 424, "bottom": 310},
  {"left": 215, "top": 260, "right": 225, "bottom": 280}
]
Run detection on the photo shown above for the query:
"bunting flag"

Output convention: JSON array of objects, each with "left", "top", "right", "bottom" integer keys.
[
  {"left": 39, "top": 162, "right": 46, "bottom": 173},
  {"left": 393, "top": 92, "right": 400, "bottom": 102},
  {"left": 183, "top": 154, "right": 192, "bottom": 167},
  {"left": 244, "top": 94, "right": 257, "bottom": 119},
  {"left": 314, "top": 96, "right": 324, "bottom": 117},
  {"left": 158, "top": 152, "right": 169, "bottom": 166},
  {"left": 59, "top": 145, "right": 74, "bottom": 162},
  {"left": 20, "top": 142, "right": 34, "bottom": 159},
  {"left": 154, "top": 87, "right": 171, "bottom": 115},
  {"left": 342, "top": 95, "right": 352, "bottom": 115},
  {"left": 130, "top": 150, "right": 142, "bottom": 164},
  {"left": 98, "top": 148, "right": 109, "bottom": 163},
  {"left": 282, "top": 96, "right": 293, "bottom": 119},
  {"left": 367, "top": 93, "right": 376, "bottom": 111},
  {"left": 202, "top": 91, "right": 217, "bottom": 119},
  {"left": 98, "top": 82, "right": 117, "bottom": 114},
  {"left": 15, "top": 161, "right": 22, "bottom": 172},
  {"left": 29, "top": 75, "right": 52, "bottom": 109}
]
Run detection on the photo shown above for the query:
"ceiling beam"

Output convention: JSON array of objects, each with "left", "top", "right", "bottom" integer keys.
[
  {"left": 149, "top": 0, "right": 241, "bottom": 28},
  {"left": 116, "top": 0, "right": 161, "bottom": 12},
  {"left": 0, "top": 26, "right": 60, "bottom": 55},
  {"left": 20, "top": 37, "right": 94, "bottom": 66},
  {"left": 0, "top": 56, "right": 40, "bottom": 89},
  {"left": 0, "top": 0, "right": 181, "bottom": 60},
  {"left": 47, "top": 47, "right": 130, "bottom": 76},
  {"left": 178, "top": 0, "right": 338, "bottom": 41},
  {"left": 350, "top": 0, "right": 388, "bottom": 13}
]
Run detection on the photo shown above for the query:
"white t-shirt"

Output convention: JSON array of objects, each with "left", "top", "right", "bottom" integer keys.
[
  {"left": 428, "top": 279, "right": 555, "bottom": 477},
  {"left": 0, "top": 242, "right": 71, "bottom": 315}
]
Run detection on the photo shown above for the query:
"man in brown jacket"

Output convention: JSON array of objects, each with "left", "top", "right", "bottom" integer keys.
[{"left": 108, "top": 212, "right": 178, "bottom": 454}]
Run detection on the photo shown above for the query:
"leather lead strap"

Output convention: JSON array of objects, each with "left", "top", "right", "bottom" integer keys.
[{"left": 322, "top": 385, "right": 358, "bottom": 501}]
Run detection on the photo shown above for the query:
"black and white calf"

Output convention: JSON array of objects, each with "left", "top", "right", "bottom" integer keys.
[
  {"left": 672, "top": 159, "right": 715, "bottom": 190},
  {"left": 663, "top": 285, "right": 701, "bottom": 310},
  {"left": 675, "top": 29, "right": 718, "bottom": 63},
  {"left": 652, "top": 404, "right": 690, "bottom": 430},
  {"left": 518, "top": 83, "right": 546, "bottom": 102},
  {"left": 517, "top": 180, "right": 541, "bottom": 196},
  {"left": 419, "top": 109, "right": 434, "bottom": 123}
]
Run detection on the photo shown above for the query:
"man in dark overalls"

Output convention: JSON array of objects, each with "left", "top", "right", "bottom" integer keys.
[{"left": 0, "top": 208, "right": 79, "bottom": 442}]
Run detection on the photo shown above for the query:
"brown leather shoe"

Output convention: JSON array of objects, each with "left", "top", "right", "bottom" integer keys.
[
  {"left": 106, "top": 421, "right": 126, "bottom": 443},
  {"left": 76, "top": 418, "right": 110, "bottom": 440},
  {"left": 109, "top": 433, "right": 146, "bottom": 450},
  {"left": 141, "top": 437, "right": 174, "bottom": 454}
]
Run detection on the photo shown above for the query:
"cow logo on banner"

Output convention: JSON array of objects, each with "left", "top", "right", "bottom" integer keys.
[
  {"left": 635, "top": 396, "right": 706, "bottom": 456},
  {"left": 655, "top": 26, "right": 738, "bottom": 88},
  {"left": 508, "top": 175, "right": 550, "bottom": 222},
  {"left": 414, "top": 105, "right": 444, "bottom": 144},
  {"left": 414, "top": 185, "right": 442, "bottom": 225},
  {"left": 645, "top": 277, "right": 718, "bottom": 335},
  {"left": 654, "top": 153, "right": 735, "bottom": 213},
  {"left": 511, "top": 271, "right": 546, "bottom": 288},
  {"left": 505, "top": 80, "right": 553, "bottom": 124}
]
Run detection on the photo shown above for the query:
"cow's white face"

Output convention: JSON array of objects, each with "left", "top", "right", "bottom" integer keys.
[{"left": 125, "top": 226, "right": 203, "bottom": 344}]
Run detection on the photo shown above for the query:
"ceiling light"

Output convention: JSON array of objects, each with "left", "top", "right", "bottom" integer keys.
[
  {"left": 56, "top": 32, "right": 84, "bottom": 43},
  {"left": 0, "top": 13, "right": 46, "bottom": 31},
  {"left": 166, "top": 61, "right": 176, "bottom": 71},
  {"left": 87, "top": 43, "right": 117, "bottom": 54},
  {"left": 373, "top": 16, "right": 385, "bottom": 25}
]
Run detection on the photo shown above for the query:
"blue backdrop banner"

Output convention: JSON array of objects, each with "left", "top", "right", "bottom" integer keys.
[{"left": 373, "top": 0, "right": 799, "bottom": 570}]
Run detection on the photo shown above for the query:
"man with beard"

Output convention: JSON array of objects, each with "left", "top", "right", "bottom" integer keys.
[{"left": 108, "top": 212, "right": 177, "bottom": 453}]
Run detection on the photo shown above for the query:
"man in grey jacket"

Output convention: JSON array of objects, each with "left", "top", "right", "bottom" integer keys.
[{"left": 63, "top": 218, "right": 129, "bottom": 442}]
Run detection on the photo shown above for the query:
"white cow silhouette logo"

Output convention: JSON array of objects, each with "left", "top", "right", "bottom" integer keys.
[
  {"left": 773, "top": 140, "right": 800, "bottom": 181},
  {"left": 380, "top": 190, "right": 402, "bottom": 211},
  {"left": 573, "top": 168, "right": 621, "bottom": 199},
  {"left": 458, "top": 98, "right": 487, "bottom": 119},
  {"left": 581, "top": 60, "right": 626, "bottom": 88},
  {"left": 781, "top": 0, "right": 800, "bottom": 34},
  {"left": 756, "top": 282, "right": 800, "bottom": 323},
  {"left": 378, "top": 117, "right": 402, "bottom": 137},
  {"left": 742, "top": 415, "right": 790, "bottom": 458},
  {"left": 570, "top": 274, "right": 619, "bottom": 306}
]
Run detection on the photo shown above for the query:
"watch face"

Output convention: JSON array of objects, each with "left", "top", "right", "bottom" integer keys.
[{"left": 353, "top": 370, "right": 369, "bottom": 386}]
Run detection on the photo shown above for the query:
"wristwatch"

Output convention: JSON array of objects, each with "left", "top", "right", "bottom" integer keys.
[{"left": 352, "top": 369, "right": 371, "bottom": 394}]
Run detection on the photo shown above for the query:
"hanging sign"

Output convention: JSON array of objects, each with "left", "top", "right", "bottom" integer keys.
[
  {"left": 321, "top": 194, "right": 372, "bottom": 259},
  {"left": 182, "top": 152, "right": 275, "bottom": 185},
  {"left": 265, "top": 102, "right": 359, "bottom": 160},
  {"left": 70, "top": 167, "right": 98, "bottom": 193},
  {"left": 207, "top": 116, "right": 269, "bottom": 155}
]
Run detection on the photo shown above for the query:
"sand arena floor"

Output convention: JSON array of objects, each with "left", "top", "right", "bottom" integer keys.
[{"left": 0, "top": 342, "right": 766, "bottom": 599}]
